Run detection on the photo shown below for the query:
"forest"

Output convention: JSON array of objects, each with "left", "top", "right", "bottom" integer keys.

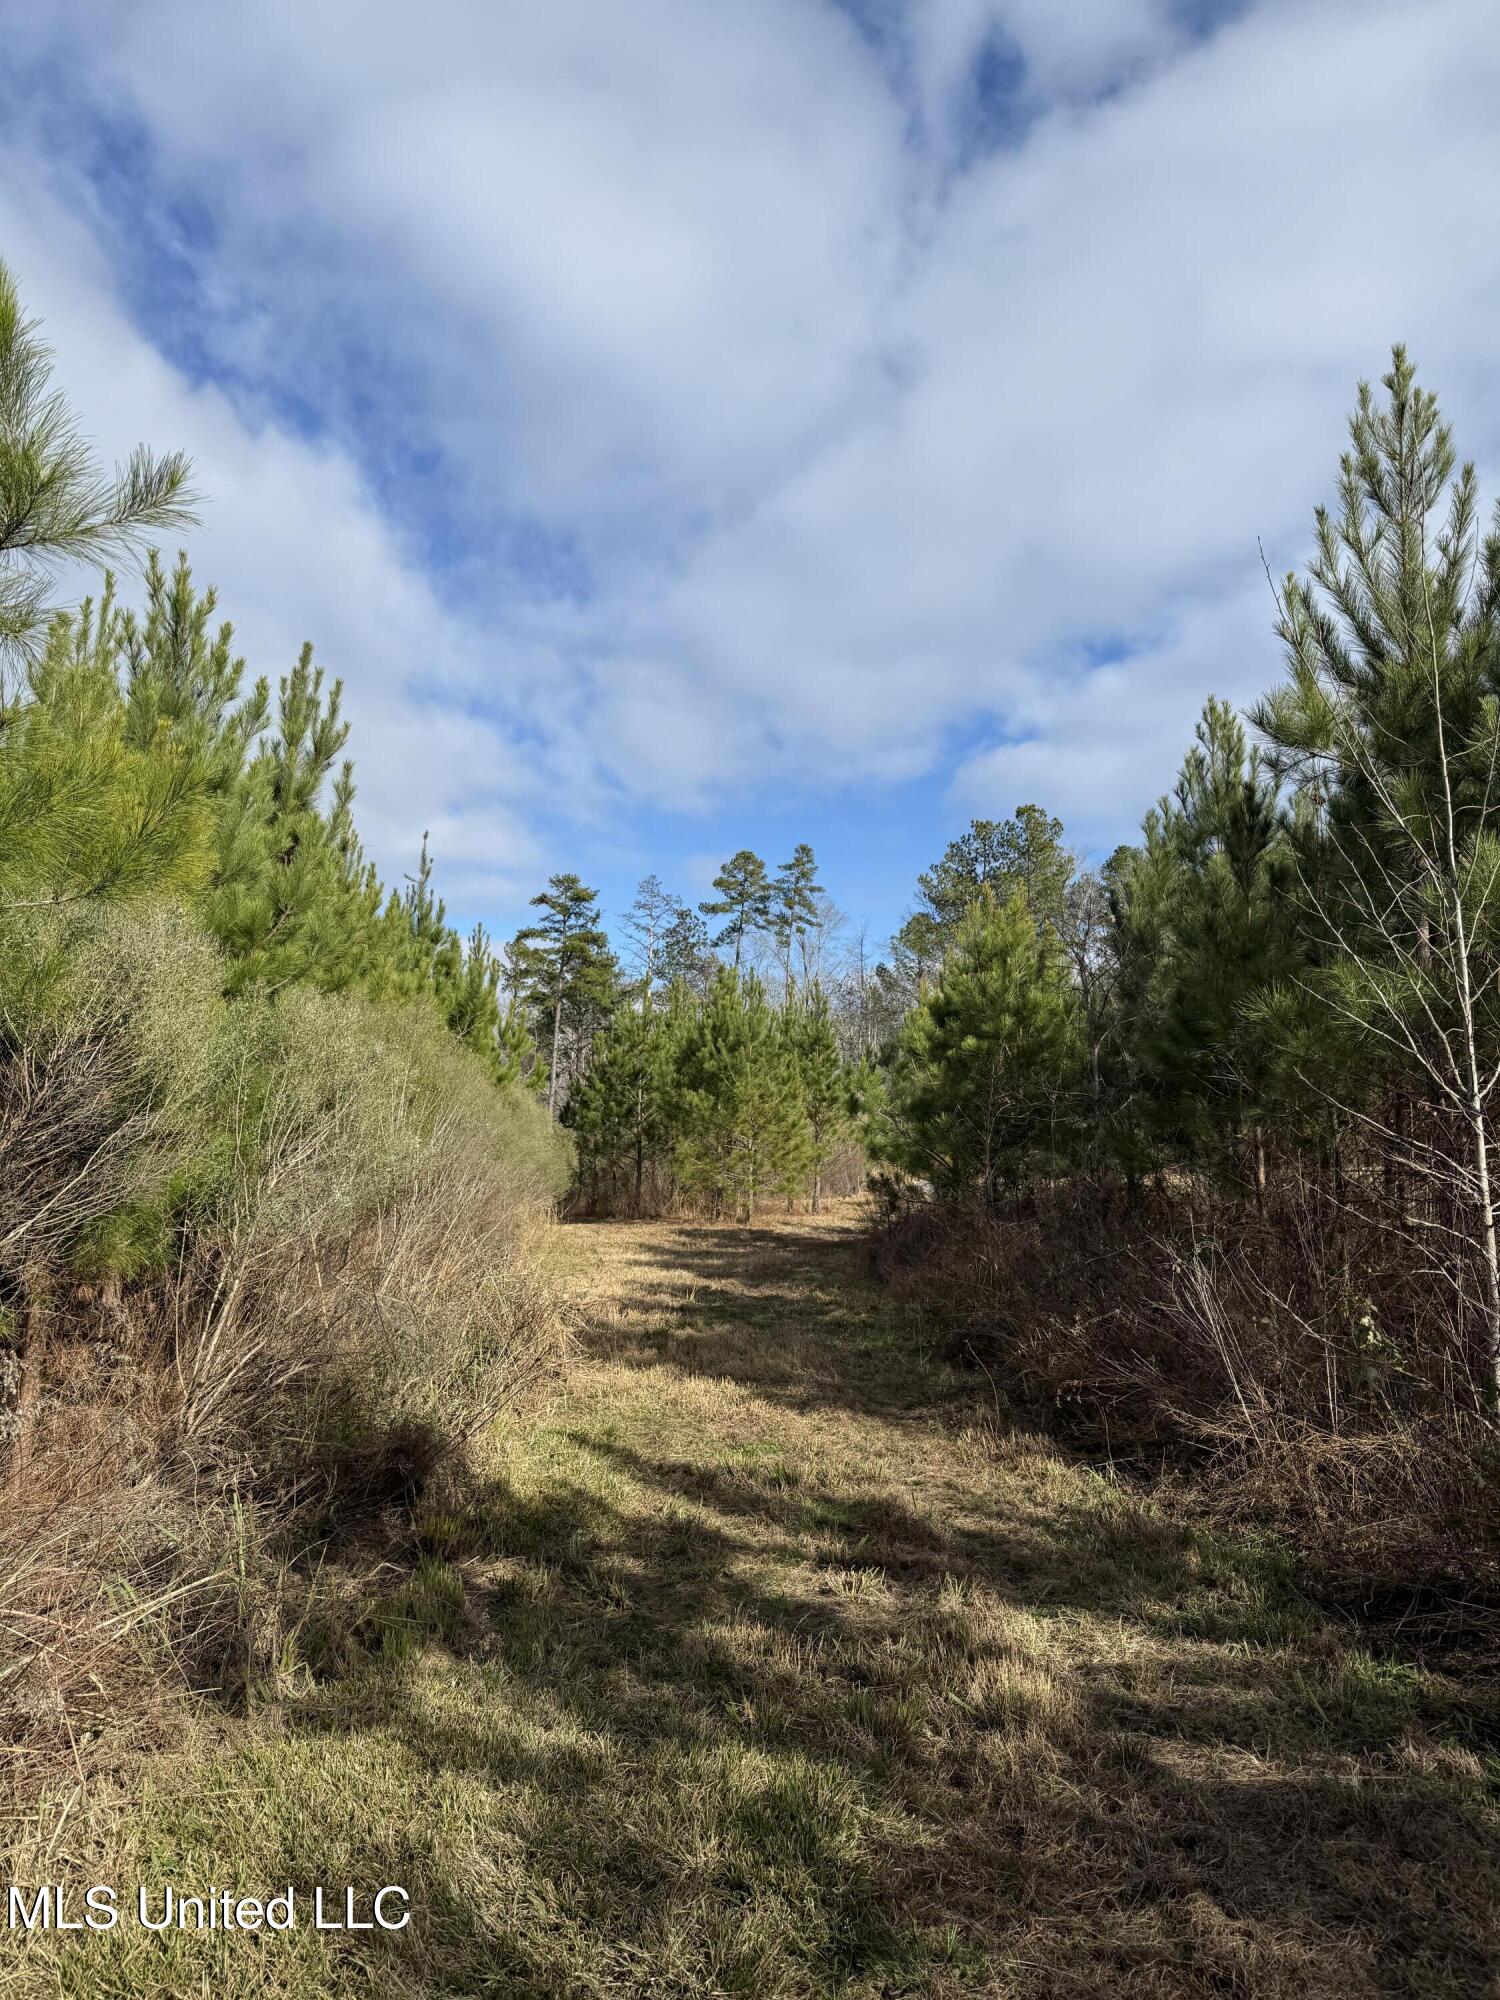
[{"left": 3, "top": 249, "right": 1500, "bottom": 1995}]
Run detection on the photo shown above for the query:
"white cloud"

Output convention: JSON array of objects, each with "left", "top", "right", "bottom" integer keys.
[
  {"left": 947, "top": 581, "right": 1283, "bottom": 847},
  {"left": 0, "top": 159, "right": 548, "bottom": 903},
  {"left": 6, "top": 0, "right": 1500, "bottom": 893}
]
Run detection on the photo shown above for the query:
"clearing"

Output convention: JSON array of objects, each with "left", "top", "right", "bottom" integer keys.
[{"left": 8, "top": 1205, "right": 1500, "bottom": 1998}]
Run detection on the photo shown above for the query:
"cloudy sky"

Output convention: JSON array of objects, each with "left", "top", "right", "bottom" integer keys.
[{"left": 5, "top": 0, "right": 1500, "bottom": 948}]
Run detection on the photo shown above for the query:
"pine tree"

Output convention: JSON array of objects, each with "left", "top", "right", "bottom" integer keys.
[
  {"left": 676, "top": 970, "right": 811, "bottom": 1220},
  {"left": 658, "top": 902, "right": 714, "bottom": 995},
  {"left": 770, "top": 842, "right": 822, "bottom": 993},
  {"left": 920, "top": 808, "right": 1071, "bottom": 933},
  {"left": 118, "top": 551, "right": 269, "bottom": 789},
  {"left": 0, "top": 259, "right": 194, "bottom": 666},
  {"left": 892, "top": 806, "right": 1074, "bottom": 997},
  {"left": 395, "top": 833, "right": 452, "bottom": 987},
  {"left": 517, "top": 873, "right": 616, "bottom": 1115},
  {"left": 699, "top": 849, "right": 772, "bottom": 972},
  {"left": 208, "top": 646, "right": 372, "bottom": 994},
  {"left": 789, "top": 982, "right": 848, "bottom": 1212},
  {"left": 567, "top": 1002, "right": 673, "bottom": 1213},
  {"left": 1253, "top": 347, "right": 1500, "bottom": 1384},
  {"left": 889, "top": 908, "right": 946, "bottom": 997},
  {"left": 1112, "top": 699, "right": 1302, "bottom": 1191},
  {"left": 0, "top": 586, "right": 213, "bottom": 911},
  {"left": 879, "top": 891, "right": 1078, "bottom": 1211},
  {"left": 438, "top": 918, "right": 538, "bottom": 1086}
]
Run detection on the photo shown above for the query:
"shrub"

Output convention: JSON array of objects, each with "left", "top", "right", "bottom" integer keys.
[
  {"left": 873, "top": 1172, "right": 1500, "bottom": 1647},
  {"left": 0, "top": 900, "right": 570, "bottom": 1793}
]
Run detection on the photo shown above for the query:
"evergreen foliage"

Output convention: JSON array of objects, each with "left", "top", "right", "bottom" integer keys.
[
  {"left": 0, "top": 271, "right": 551, "bottom": 1115},
  {"left": 877, "top": 891, "right": 1078, "bottom": 1211},
  {"left": 698, "top": 848, "right": 773, "bottom": 970},
  {"left": 0, "top": 258, "right": 195, "bottom": 666},
  {"left": 658, "top": 901, "right": 715, "bottom": 995},
  {"left": 1108, "top": 699, "right": 1303, "bottom": 1183},
  {"left": 787, "top": 982, "right": 850, "bottom": 1212},
  {"left": 770, "top": 842, "right": 823, "bottom": 992},
  {"left": 675, "top": 970, "right": 812, "bottom": 1220},
  {"left": 514, "top": 874, "right": 617, "bottom": 1114},
  {"left": 0, "top": 586, "right": 213, "bottom": 911},
  {"left": 565, "top": 994, "right": 676, "bottom": 1213},
  {"left": 566, "top": 968, "right": 856, "bottom": 1221},
  {"left": 892, "top": 805, "right": 1073, "bottom": 994}
]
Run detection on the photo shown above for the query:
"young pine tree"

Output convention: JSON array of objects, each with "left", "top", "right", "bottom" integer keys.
[
  {"left": 788, "top": 981, "right": 849, "bottom": 1213},
  {"left": 440, "top": 920, "right": 538, "bottom": 1086},
  {"left": 209, "top": 647, "right": 375, "bottom": 994},
  {"left": 880, "top": 890, "right": 1078, "bottom": 1212},
  {"left": 0, "top": 586, "right": 213, "bottom": 911},
  {"left": 1113, "top": 698, "right": 1302, "bottom": 1192},
  {"left": 567, "top": 1002, "right": 674, "bottom": 1213},
  {"left": 1254, "top": 347, "right": 1500, "bottom": 1388},
  {"left": 676, "top": 970, "right": 811, "bottom": 1221},
  {"left": 118, "top": 551, "right": 269, "bottom": 790}
]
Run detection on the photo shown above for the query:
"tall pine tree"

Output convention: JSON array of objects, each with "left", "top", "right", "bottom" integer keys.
[{"left": 699, "top": 849, "right": 772, "bottom": 972}]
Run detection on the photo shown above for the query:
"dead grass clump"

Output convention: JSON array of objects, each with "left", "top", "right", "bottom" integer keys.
[
  {"left": 0, "top": 903, "right": 571, "bottom": 1799},
  {"left": 874, "top": 1176, "right": 1500, "bottom": 1652}
]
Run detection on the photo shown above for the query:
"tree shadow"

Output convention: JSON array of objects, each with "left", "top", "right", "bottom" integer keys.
[
  {"left": 272, "top": 1456, "right": 1499, "bottom": 1995},
  {"left": 253, "top": 1216, "right": 1500, "bottom": 1996}
]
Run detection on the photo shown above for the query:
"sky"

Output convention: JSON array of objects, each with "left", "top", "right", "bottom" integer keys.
[{"left": 4, "top": 0, "right": 1500, "bottom": 953}]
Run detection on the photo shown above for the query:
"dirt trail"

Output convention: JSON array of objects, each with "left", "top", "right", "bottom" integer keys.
[{"left": 15, "top": 1205, "right": 1499, "bottom": 1999}]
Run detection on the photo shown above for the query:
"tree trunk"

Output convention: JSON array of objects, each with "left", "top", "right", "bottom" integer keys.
[
  {"left": 547, "top": 991, "right": 563, "bottom": 1117},
  {"left": 1463, "top": 1101, "right": 1500, "bottom": 1405}
]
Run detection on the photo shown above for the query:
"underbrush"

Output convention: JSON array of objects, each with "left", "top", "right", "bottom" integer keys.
[
  {"left": 873, "top": 1174, "right": 1500, "bottom": 1659},
  {"left": 570, "top": 1137, "right": 869, "bottom": 1221},
  {"left": 0, "top": 904, "right": 572, "bottom": 1805}
]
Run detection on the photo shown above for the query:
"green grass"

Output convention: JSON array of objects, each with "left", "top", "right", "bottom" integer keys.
[{"left": 6, "top": 1208, "right": 1499, "bottom": 1997}]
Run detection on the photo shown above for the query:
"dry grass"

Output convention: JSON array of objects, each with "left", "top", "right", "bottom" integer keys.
[
  {"left": 5, "top": 1205, "right": 1497, "bottom": 1997},
  {"left": 874, "top": 1179, "right": 1500, "bottom": 1654},
  {"left": 0, "top": 911, "right": 571, "bottom": 1806}
]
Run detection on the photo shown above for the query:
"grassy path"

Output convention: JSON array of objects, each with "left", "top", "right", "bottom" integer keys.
[{"left": 12, "top": 1207, "right": 1500, "bottom": 1997}]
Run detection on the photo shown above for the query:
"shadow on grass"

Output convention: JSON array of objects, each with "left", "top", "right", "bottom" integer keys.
[
  {"left": 568, "top": 1216, "right": 960, "bottom": 1419},
  {"left": 259, "top": 1216, "right": 1500, "bottom": 1998}
]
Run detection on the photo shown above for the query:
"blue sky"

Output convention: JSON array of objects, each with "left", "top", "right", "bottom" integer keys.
[{"left": 4, "top": 0, "right": 1500, "bottom": 956}]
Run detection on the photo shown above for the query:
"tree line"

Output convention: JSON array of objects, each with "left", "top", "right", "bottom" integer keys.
[
  {"left": 497, "top": 851, "right": 859, "bottom": 1217},
  {"left": 9, "top": 216, "right": 1498, "bottom": 1405},
  {"left": 520, "top": 345, "right": 1500, "bottom": 1420},
  {"left": 869, "top": 349, "right": 1500, "bottom": 1408},
  {"left": 0, "top": 253, "right": 568, "bottom": 1352}
]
